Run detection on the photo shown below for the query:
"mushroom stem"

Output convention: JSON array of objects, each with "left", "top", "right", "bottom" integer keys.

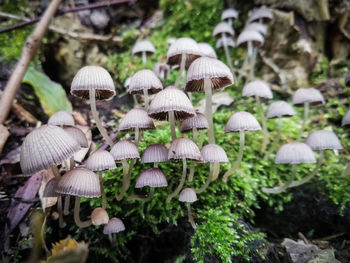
[
  {"left": 99, "top": 173, "right": 107, "bottom": 209},
  {"left": 154, "top": 162, "right": 158, "bottom": 168},
  {"left": 204, "top": 78, "right": 215, "bottom": 144},
  {"left": 132, "top": 94, "right": 138, "bottom": 106},
  {"left": 188, "top": 128, "right": 198, "bottom": 182},
  {"left": 63, "top": 196, "right": 70, "bottom": 215},
  {"left": 187, "top": 203, "right": 197, "bottom": 229},
  {"left": 261, "top": 164, "right": 297, "bottom": 194},
  {"left": 228, "top": 18, "right": 232, "bottom": 27},
  {"left": 143, "top": 89, "right": 149, "bottom": 110},
  {"left": 89, "top": 89, "right": 114, "bottom": 147},
  {"left": 73, "top": 196, "right": 92, "bottom": 228},
  {"left": 135, "top": 127, "right": 140, "bottom": 147},
  {"left": 142, "top": 51, "right": 146, "bottom": 68},
  {"left": 169, "top": 110, "right": 177, "bottom": 140},
  {"left": 222, "top": 33, "right": 234, "bottom": 72},
  {"left": 196, "top": 162, "right": 219, "bottom": 193},
  {"left": 108, "top": 234, "right": 113, "bottom": 244},
  {"left": 198, "top": 130, "right": 204, "bottom": 149},
  {"left": 298, "top": 102, "right": 309, "bottom": 140},
  {"left": 127, "top": 187, "right": 155, "bottom": 201},
  {"left": 69, "top": 157, "right": 75, "bottom": 170},
  {"left": 175, "top": 54, "right": 186, "bottom": 86},
  {"left": 263, "top": 117, "right": 282, "bottom": 160},
  {"left": 249, "top": 47, "right": 257, "bottom": 81},
  {"left": 166, "top": 158, "right": 187, "bottom": 203},
  {"left": 222, "top": 130, "right": 245, "bottom": 183},
  {"left": 116, "top": 159, "right": 131, "bottom": 201},
  {"left": 51, "top": 166, "right": 65, "bottom": 228},
  {"left": 256, "top": 96, "right": 269, "bottom": 152}
]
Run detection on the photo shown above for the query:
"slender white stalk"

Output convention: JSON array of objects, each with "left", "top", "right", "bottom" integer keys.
[
  {"left": 175, "top": 54, "right": 186, "bottom": 86},
  {"left": 166, "top": 158, "right": 187, "bottom": 203},
  {"left": 256, "top": 96, "right": 269, "bottom": 152},
  {"left": 264, "top": 117, "right": 282, "bottom": 160},
  {"left": 142, "top": 51, "right": 146, "bottom": 68},
  {"left": 169, "top": 110, "right": 176, "bottom": 140},
  {"left": 143, "top": 89, "right": 149, "bottom": 109},
  {"left": 74, "top": 196, "right": 92, "bottom": 228},
  {"left": 298, "top": 102, "right": 309, "bottom": 140},
  {"left": 261, "top": 164, "right": 297, "bottom": 194},
  {"left": 204, "top": 78, "right": 214, "bottom": 144}
]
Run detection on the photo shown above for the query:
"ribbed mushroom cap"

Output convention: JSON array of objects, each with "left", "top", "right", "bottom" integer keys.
[
  {"left": 179, "top": 188, "right": 197, "bottom": 203},
  {"left": 201, "top": 144, "right": 228, "bottom": 163},
  {"left": 275, "top": 142, "right": 316, "bottom": 164},
  {"left": 127, "top": 69, "right": 163, "bottom": 95},
  {"left": 225, "top": 111, "right": 262, "bottom": 132},
  {"left": 248, "top": 7, "right": 274, "bottom": 23},
  {"left": 198, "top": 43, "right": 217, "bottom": 59},
  {"left": 185, "top": 57, "right": 233, "bottom": 93},
  {"left": 43, "top": 178, "right": 59, "bottom": 197},
  {"left": 242, "top": 80, "right": 273, "bottom": 99},
  {"left": 86, "top": 150, "right": 116, "bottom": 171},
  {"left": 306, "top": 130, "right": 343, "bottom": 151},
  {"left": 103, "top": 218, "right": 125, "bottom": 234},
  {"left": 221, "top": 8, "right": 239, "bottom": 21},
  {"left": 71, "top": 66, "right": 115, "bottom": 100},
  {"left": 179, "top": 113, "right": 209, "bottom": 133},
  {"left": 118, "top": 108, "right": 155, "bottom": 132},
  {"left": 135, "top": 168, "right": 168, "bottom": 188},
  {"left": 63, "top": 127, "right": 89, "bottom": 148},
  {"left": 48, "top": 110, "right": 75, "bottom": 126},
  {"left": 56, "top": 168, "right": 101, "bottom": 198},
  {"left": 216, "top": 37, "right": 236, "bottom": 49},
  {"left": 141, "top": 144, "right": 168, "bottom": 163},
  {"left": 91, "top": 207, "right": 109, "bottom": 226},
  {"left": 148, "top": 86, "right": 195, "bottom": 121},
  {"left": 110, "top": 140, "right": 140, "bottom": 161},
  {"left": 168, "top": 137, "right": 202, "bottom": 161},
  {"left": 124, "top": 77, "right": 131, "bottom": 88},
  {"left": 245, "top": 22, "right": 267, "bottom": 36},
  {"left": 153, "top": 62, "right": 170, "bottom": 79},
  {"left": 237, "top": 30, "right": 264, "bottom": 47},
  {"left": 20, "top": 125, "right": 80, "bottom": 175},
  {"left": 166, "top": 37, "right": 202, "bottom": 69},
  {"left": 266, "top": 101, "right": 295, "bottom": 119},
  {"left": 292, "top": 88, "right": 325, "bottom": 106},
  {"left": 342, "top": 109, "right": 350, "bottom": 127},
  {"left": 213, "top": 22, "right": 235, "bottom": 38},
  {"left": 132, "top": 40, "right": 155, "bottom": 56}
]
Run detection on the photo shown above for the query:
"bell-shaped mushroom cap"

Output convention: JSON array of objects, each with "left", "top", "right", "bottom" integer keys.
[
  {"left": 185, "top": 57, "right": 233, "bottom": 93},
  {"left": 201, "top": 144, "right": 228, "bottom": 163},
  {"left": 342, "top": 109, "right": 350, "bottom": 127},
  {"left": 237, "top": 30, "right": 264, "bottom": 47},
  {"left": 292, "top": 88, "right": 325, "bottom": 106},
  {"left": 91, "top": 207, "right": 109, "bottom": 226},
  {"left": 213, "top": 22, "right": 235, "bottom": 38},
  {"left": 198, "top": 43, "right": 217, "bottom": 59},
  {"left": 168, "top": 137, "right": 202, "bottom": 161},
  {"left": 118, "top": 108, "right": 155, "bottom": 132},
  {"left": 153, "top": 62, "right": 170, "bottom": 79},
  {"left": 48, "top": 110, "right": 75, "bottom": 126},
  {"left": 242, "top": 80, "right": 273, "bottom": 99},
  {"left": 43, "top": 178, "right": 59, "bottom": 197},
  {"left": 110, "top": 140, "right": 140, "bottom": 161},
  {"left": 306, "top": 130, "right": 343, "bottom": 151},
  {"left": 71, "top": 66, "right": 115, "bottom": 100},
  {"left": 266, "top": 101, "right": 295, "bottom": 119},
  {"left": 63, "top": 127, "right": 88, "bottom": 148},
  {"left": 248, "top": 7, "right": 274, "bottom": 23},
  {"left": 148, "top": 86, "right": 195, "bottom": 121},
  {"left": 179, "top": 188, "right": 197, "bottom": 203},
  {"left": 135, "top": 168, "right": 168, "bottom": 188},
  {"left": 180, "top": 112, "right": 209, "bottom": 133},
  {"left": 103, "top": 218, "right": 125, "bottom": 234},
  {"left": 225, "top": 111, "right": 262, "bottom": 132},
  {"left": 124, "top": 77, "right": 131, "bottom": 88},
  {"left": 132, "top": 40, "right": 155, "bottom": 56},
  {"left": 20, "top": 125, "right": 80, "bottom": 175},
  {"left": 166, "top": 37, "right": 202, "bottom": 69},
  {"left": 142, "top": 144, "right": 168, "bottom": 163},
  {"left": 86, "top": 150, "right": 116, "bottom": 171},
  {"left": 221, "top": 8, "right": 239, "bottom": 21},
  {"left": 275, "top": 142, "right": 316, "bottom": 164},
  {"left": 56, "top": 168, "right": 101, "bottom": 198},
  {"left": 245, "top": 22, "right": 267, "bottom": 36},
  {"left": 127, "top": 69, "right": 163, "bottom": 95},
  {"left": 216, "top": 36, "right": 236, "bottom": 49}
]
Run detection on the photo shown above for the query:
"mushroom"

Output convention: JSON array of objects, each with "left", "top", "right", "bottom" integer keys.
[
  {"left": 216, "top": 36, "right": 236, "bottom": 49},
  {"left": 213, "top": 22, "right": 235, "bottom": 72},
  {"left": 342, "top": 109, "right": 350, "bottom": 127},
  {"left": 261, "top": 142, "right": 316, "bottom": 194},
  {"left": 245, "top": 22, "right": 267, "bottom": 36},
  {"left": 153, "top": 62, "right": 170, "bottom": 80},
  {"left": 248, "top": 6, "right": 274, "bottom": 24},
  {"left": 167, "top": 137, "right": 202, "bottom": 203},
  {"left": 141, "top": 143, "right": 168, "bottom": 168},
  {"left": 128, "top": 168, "right": 168, "bottom": 201},
  {"left": 125, "top": 76, "right": 138, "bottom": 106},
  {"left": 148, "top": 86, "right": 196, "bottom": 140},
  {"left": 132, "top": 40, "right": 155, "bottom": 68},
  {"left": 221, "top": 8, "right": 239, "bottom": 27},
  {"left": 71, "top": 66, "right": 115, "bottom": 147},
  {"left": 292, "top": 87, "right": 325, "bottom": 140},
  {"left": 103, "top": 217, "right": 125, "bottom": 243},
  {"left": 63, "top": 126, "right": 89, "bottom": 150},
  {"left": 222, "top": 112, "right": 261, "bottom": 183},
  {"left": 48, "top": 110, "right": 75, "bottom": 127},
  {"left": 91, "top": 207, "right": 109, "bottom": 226},
  {"left": 242, "top": 80, "right": 273, "bottom": 151},
  {"left": 179, "top": 188, "right": 197, "bottom": 229},
  {"left": 198, "top": 43, "right": 217, "bottom": 59}
]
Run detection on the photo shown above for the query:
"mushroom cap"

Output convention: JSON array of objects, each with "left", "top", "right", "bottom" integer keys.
[
  {"left": 43, "top": 178, "right": 59, "bottom": 197},
  {"left": 110, "top": 140, "right": 140, "bottom": 161},
  {"left": 216, "top": 37, "right": 236, "bottom": 49},
  {"left": 198, "top": 43, "right": 217, "bottom": 59},
  {"left": 48, "top": 110, "right": 75, "bottom": 126},
  {"left": 127, "top": 69, "right": 163, "bottom": 95},
  {"left": 292, "top": 88, "right": 325, "bottom": 106},
  {"left": 20, "top": 125, "right": 80, "bottom": 175},
  {"left": 118, "top": 108, "right": 155, "bottom": 132},
  {"left": 153, "top": 62, "right": 170, "bottom": 79},
  {"left": 345, "top": 70, "right": 350, "bottom": 87},
  {"left": 179, "top": 112, "right": 209, "bottom": 133},
  {"left": 306, "top": 130, "right": 343, "bottom": 151},
  {"left": 179, "top": 188, "right": 197, "bottom": 203},
  {"left": 225, "top": 111, "right": 262, "bottom": 132},
  {"left": 275, "top": 142, "right": 316, "bottom": 164},
  {"left": 185, "top": 57, "right": 233, "bottom": 93},
  {"left": 221, "top": 8, "right": 239, "bottom": 21},
  {"left": 91, "top": 207, "right": 109, "bottom": 226},
  {"left": 166, "top": 37, "right": 202, "bottom": 69},
  {"left": 245, "top": 22, "right": 267, "bottom": 36},
  {"left": 103, "top": 218, "right": 125, "bottom": 234},
  {"left": 168, "top": 137, "right": 202, "bottom": 161},
  {"left": 201, "top": 144, "right": 228, "bottom": 163},
  {"left": 213, "top": 22, "right": 235, "bottom": 38},
  {"left": 266, "top": 101, "right": 295, "bottom": 119},
  {"left": 135, "top": 168, "right": 168, "bottom": 188},
  {"left": 237, "top": 30, "right": 264, "bottom": 47},
  {"left": 63, "top": 126, "right": 89, "bottom": 148},
  {"left": 248, "top": 7, "right": 274, "bottom": 23},
  {"left": 342, "top": 109, "right": 350, "bottom": 127},
  {"left": 132, "top": 40, "right": 155, "bottom": 56},
  {"left": 242, "top": 80, "right": 273, "bottom": 99},
  {"left": 141, "top": 144, "right": 168, "bottom": 163},
  {"left": 148, "top": 86, "right": 195, "bottom": 121},
  {"left": 124, "top": 77, "right": 131, "bottom": 88},
  {"left": 86, "top": 150, "right": 116, "bottom": 171},
  {"left": 56, "top": 168, "right": 101, "bottom": 198},
  {"left": 71, "top": 66, "right": 115, "bottom": 100}
]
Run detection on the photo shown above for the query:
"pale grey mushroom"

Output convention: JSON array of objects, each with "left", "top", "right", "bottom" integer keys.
[
  {"left": 132, "top": 40, "right": 155, "bottom": 68},
  {"left": 179, "top": 188, "right": 198, "bottom": 229},
  {"left": 213, "top": 22, "right": 235, "bottom": 71},
  {"left": 48, "top": 110, "right": 75, "bottom": 127},
  {"left": 103, "top": 217, "right": 125, "bottom": 243},
  {"left": 221, "top": 8, "right": 239, "bottom": 26},
  {"left": 248, "top": 6, "right": 274, "bottom": 24}
]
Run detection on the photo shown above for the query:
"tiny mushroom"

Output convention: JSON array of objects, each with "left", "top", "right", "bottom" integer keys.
[
  {"left": 153, "top": 62, "right": 170, "bottom": 80},
  {"left": 132, "top": 40, "right": 155, "bottom": 68},
  {"left": 221, "top": 8, "right": 239, "bottom": 26},
  {"left": 198, "top": 43, "right": 217, "bottom": 59},
  {"left": 216, "top": 36, "right": 236, "bottom": 49},
  {"left": 248, "top": 6, "right": 274, "bottom": 24},
  {"left": 48, "top": 110, "right": 75, "bottom": 127},
  {"left": 213, "top": 22, "right": 235, "bottom": 70},
  {"left": 141, "top": 143, "right": 168, "bottom": 168},
  {"left": 103, "top": 217, "right": 125, "bottom": 243},
  {"left": 342, "top": 109, "right": 350, "bottom": 127},
  {"left": 245, "top": 22, "right": 267, "bottom": 36},
  {"left": 91, "top": 207, "right": 109, "bottom": 226},
  {"left": 179, "top": 188, "right": 197, "bottom": 229}
]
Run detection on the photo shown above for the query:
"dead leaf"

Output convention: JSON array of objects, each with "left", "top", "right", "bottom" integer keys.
[
  {"left": 196, "top": 91, "right": 234, "bottom": 114},
  {"left": 0, "top": 124, "right": 10, "bottom": 155},
  {"left": 72, "top": 111, "right": 87, "bottom": 126},
  {"left": 0, "top": 147, "right": 20, "bottom": 165}
]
